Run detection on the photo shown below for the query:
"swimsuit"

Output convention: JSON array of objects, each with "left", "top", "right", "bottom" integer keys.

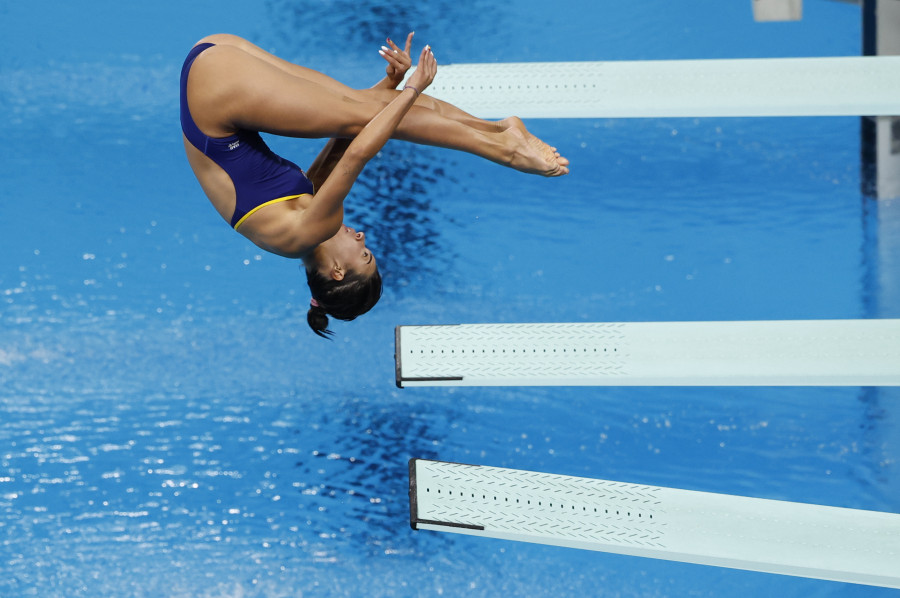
[{"left": 180, "top": 43, "right": 314, "bottom": 230}]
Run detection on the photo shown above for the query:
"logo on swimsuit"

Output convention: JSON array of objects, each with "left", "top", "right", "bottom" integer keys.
[{"left": 228, "top": 140, "right": 241, "bottom": 151}]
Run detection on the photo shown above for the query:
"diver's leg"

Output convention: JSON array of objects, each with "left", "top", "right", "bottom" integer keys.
[
  {"left": 196, "top": 34, "right": 540, "bottom": 137},
  {"left": 195, "top": 34, "right": 360, "bottom": 95},
  {"left": 188, "top": 44, "right": 568, "bottom": 175},
  {"left": 357, "top": 87, "right": 504, "bottom": 133},
  {"left": 195, "top": 33, "right": 566, "bottom": 164}
]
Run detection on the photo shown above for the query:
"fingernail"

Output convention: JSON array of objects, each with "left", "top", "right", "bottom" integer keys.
[{"left": 381, "top": 46, "right": 390, "bottom": 52}]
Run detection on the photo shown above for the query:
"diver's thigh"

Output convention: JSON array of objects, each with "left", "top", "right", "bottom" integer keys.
[{"left": 189, "top": 45, "right": 381, "bottom": 139}]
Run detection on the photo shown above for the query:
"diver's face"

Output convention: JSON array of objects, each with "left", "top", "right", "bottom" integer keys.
[{"left": 326, "top": 225, "right": 376, "bottom": 279}]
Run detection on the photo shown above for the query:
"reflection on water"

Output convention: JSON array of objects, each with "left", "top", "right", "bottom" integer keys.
[
  {"left": 860, "top": 194, "right": 900, "bottom": 507},
  {"left": 0, "top": 382, "right": 459, "bottom": 596},
  {"left": 291, "top": 395, "right": 453, "bottom": 558},
  {"left": 862, "top": 196, "right": 900, "bottom": 318},
  {"left": 861, "top": 117, "right": 877, "bottom": 199},
  {"left": 264, "top": 0, "right": 503, "bottom": 58}
]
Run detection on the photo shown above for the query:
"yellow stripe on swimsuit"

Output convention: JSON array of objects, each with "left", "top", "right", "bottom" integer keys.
[{"left": 232, "top": 194, "right": 310, "bottom": 231}]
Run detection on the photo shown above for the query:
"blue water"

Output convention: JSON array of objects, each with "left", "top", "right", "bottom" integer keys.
[{"left": 1, "top": 1, "right": 898, "bottom": 596}]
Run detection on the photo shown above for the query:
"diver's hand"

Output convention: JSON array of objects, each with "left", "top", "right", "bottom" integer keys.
[
  {"left": 379, "top": 32, "right": 414, "bottom": 88},
  {"left": 406, "top": 45, "right": 436, "bottom": 94}
]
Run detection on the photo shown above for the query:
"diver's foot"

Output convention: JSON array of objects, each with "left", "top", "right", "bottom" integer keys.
[{"left": 500, "top": 118, "right": 570, "bottom": 177}]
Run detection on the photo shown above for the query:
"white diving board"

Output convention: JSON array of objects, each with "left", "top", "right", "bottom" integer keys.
[
  {"left": 405, "top": 56, "right": 900, "bottom": 118},
  {"left": 752, "top": 0, "right": 803, "bottom": 21},
  {"left": 409, "top": 459, "right": 900, "bottom": 588},
  {"left": 394, "top": 319, "right": 900, "bottom": 387}
]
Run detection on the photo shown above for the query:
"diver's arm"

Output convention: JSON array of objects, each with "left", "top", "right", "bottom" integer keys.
[
  {"left": 307, "top": 138, "right": 351, "bottom": 191},
  {"left": 302, "top": 47, "right": 436, "bottom": 245},
  {"left": 307, "top": 33, "right": 414, "bottom": 187}
]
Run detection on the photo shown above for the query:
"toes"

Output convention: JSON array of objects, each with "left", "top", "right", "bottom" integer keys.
[{"left": 544, "top": 161, "right": 569, "bottom": 177}]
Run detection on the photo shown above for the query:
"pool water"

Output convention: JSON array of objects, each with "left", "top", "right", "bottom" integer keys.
[{"left": 1, "top": 1, "right": 898, "bottom": 596}]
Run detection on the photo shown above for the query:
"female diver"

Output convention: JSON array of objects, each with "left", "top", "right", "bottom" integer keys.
[{"left": 180, "top": 33, "right": 569, "bottom": 337}]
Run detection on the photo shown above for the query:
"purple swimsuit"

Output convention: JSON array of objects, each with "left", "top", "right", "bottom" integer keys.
[{"left": 180, "top": 43, "right": 314, "bottom": 229}]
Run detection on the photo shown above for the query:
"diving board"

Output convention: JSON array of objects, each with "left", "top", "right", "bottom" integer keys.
[
  {"left": 409, "top": 459, "right": 900, "bottom": 588},
  {"left": 394, "top": 319, "right": 900, "bottom": 387},
  {"left": 405, "top": 56, "right": 900, "bottom": 118},
  {"left": 752, "top": 0, "right": 802, "bottom": 22}
]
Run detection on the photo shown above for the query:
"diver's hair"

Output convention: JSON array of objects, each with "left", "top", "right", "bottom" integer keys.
[{"left": 305, "top": 266, "right": 383, "bottom": 338}]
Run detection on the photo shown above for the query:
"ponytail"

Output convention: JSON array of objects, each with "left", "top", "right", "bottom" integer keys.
[
  {"left": 304, "top": 266, "right": 383, "bottom": 339},
  {"left": 307, "top": 302, "right": 333, "bottom": 338}
]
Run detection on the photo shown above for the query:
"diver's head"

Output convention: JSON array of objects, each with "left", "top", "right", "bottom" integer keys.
[{"left": 303, "top": 225, "right": 382, "bottom": 338}]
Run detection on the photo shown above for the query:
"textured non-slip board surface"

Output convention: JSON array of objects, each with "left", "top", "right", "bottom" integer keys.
[
  {"left": 406, "top": 56, "right": 900, "bottom": 118},
  {"left": 410, "top": 460, "right": 900, "bottom": 588},
  {"left": 396, "top": 320, "right": 900, "bottom": 387}
]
